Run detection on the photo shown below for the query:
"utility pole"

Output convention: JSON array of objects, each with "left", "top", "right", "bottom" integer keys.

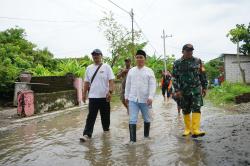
[
  {"left": 161, "top": 29, "right": 172, "bottom": 73},
  {"left": 106, "top": 1, "right": 136, "bottom": 61}
]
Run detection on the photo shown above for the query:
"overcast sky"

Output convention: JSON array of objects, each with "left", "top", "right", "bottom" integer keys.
[{"left": 0, "top": 0, "right": 249, "bottom": 62}]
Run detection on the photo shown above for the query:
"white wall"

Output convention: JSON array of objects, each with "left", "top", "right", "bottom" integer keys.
[{"left": 224, "top": 55, "right": 250, "bottom": 83}]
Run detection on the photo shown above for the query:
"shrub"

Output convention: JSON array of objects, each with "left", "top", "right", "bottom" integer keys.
[{"left": 206, "top": 81, "right": 250, "bottom": 105}]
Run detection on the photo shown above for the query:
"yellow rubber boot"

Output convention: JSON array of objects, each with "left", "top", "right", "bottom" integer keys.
[
  {"left": 183, "top": 114, "right": 191, "bottom": 136},
  {"left": 192, "top": 113, "right": 205, "bottom": 138}
]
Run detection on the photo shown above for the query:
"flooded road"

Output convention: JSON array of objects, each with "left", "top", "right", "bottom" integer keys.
[{"left": 0, "top": 94, "right": 250, "bottom": 166}]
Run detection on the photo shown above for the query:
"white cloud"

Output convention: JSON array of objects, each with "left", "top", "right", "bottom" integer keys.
[{"left": 0, "top": 0, "right": 249, "bottom": 62}]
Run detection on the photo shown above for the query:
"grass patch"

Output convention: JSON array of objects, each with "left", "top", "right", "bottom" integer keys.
[{"left": 206, "top": 82, "right": 250, "bottom": 106}]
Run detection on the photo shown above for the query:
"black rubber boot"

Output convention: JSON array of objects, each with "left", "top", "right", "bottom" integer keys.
[
  {"left": 144, "top": 122, "right": 150, "bottom": 138},
  {"left": 129, "top": 124, "right": 136, "bottom": 142}
]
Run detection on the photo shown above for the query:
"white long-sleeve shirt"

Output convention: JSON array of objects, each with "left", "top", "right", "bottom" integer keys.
[{"left": 125, "top": 66, "right": 156, "bottom": 103}]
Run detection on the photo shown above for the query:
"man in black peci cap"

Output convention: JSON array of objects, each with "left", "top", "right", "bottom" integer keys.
[{"left": 125, "top": 50, "right": 156, "bottom": 143}]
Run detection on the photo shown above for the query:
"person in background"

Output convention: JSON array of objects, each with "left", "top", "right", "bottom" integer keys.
[
  {"left": 161, "top": 70, "right": 172, "bottom": 102},
  {"left": 117, "top": 58, "right": 132, "bottom": 114},
  {"left": 125, "top": 50, "right": 156, "bottom": 143},
  {"left": 80, "top": 49, "right": 115, "bottom": 142}
]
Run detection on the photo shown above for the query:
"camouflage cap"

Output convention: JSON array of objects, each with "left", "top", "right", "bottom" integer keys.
[{"left": 182, "top": 44, "right": 194, "bottom": 51}]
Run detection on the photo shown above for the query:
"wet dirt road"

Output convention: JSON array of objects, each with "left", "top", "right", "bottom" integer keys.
[{"left": 0, "top": 94, "right": 250, "bottom": 166}]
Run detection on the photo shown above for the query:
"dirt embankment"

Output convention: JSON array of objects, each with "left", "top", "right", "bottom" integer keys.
[{"left": 229, "top": 102, "right": 250, "bottom": 114}]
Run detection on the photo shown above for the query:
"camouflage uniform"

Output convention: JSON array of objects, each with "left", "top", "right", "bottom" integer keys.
[{"left": 172, "top": 56, "right": 208, "bottom": 115}]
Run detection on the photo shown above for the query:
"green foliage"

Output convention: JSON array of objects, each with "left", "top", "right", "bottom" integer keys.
[
  {"left": 146, "top": 54, "right": 175, "bottom": 79},
  {"left": 30, "top": 56, "right": 92, "bottom": 77},
  {"left": 98, "top": 11, "right": 174, "bottom": 79},
  {"left": 227, "top": 23, "right": 250, "bottom": 55},
  {"left": 206, "top": 82, "right": 250, "bottom": 105},
  {"left": 56, "top": 59, "right": 91, "bottom": 78},
  {"left": 99, "top": 11, "right": 146, "bottom": 68},
  {"left": 0, "top": 27, "right": 54, "bottom": 94},
  {"left": 31, "top": 64, "right": 53, "bottom": 76},
  {"left": 205, "top": 58, "right": 224, "bottom": 82}
]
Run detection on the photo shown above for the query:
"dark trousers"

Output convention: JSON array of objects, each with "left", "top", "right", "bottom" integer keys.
[
  {"left": 83, "top": 98, "right": 110, "bottom": 137},
  {"left": 162, "top": 86, "right": 171, "bottom": 98},
  {"left": 181, "top": 95, "right": 202, "bottom": 115}
]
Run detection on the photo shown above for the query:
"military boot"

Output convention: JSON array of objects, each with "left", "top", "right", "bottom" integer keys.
[
  {"left": 183, "top": 114, "right": 191, "bottom": 136},
  {"left": 144, "top": 122, "right": 150, "bottom": 138},
  {"left": 129, "top": 124, "right": 136, "bottom": 142},
  {"left": 192, "top": 113, "right": 205, "bottom": 138}
]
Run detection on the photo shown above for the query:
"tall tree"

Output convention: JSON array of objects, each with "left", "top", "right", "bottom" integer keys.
[
  {"left": 227, "top": 23, "right": 250, "bottom": 84},
  {"left": 227, "top": 23, "right": 250, "bottom": 56},
  {"left": 99, "top": 11, "right": 146, "bottom": 68}
]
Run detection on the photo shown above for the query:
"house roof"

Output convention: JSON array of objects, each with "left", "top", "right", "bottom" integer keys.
[{"left": 220, "top": 53, "right": 245, "bottom": 57}]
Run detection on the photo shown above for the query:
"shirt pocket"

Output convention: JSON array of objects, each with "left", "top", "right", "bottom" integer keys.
[
  {"left": 190, "top": 63, "right": 200, "bottom": 72},
  {"left": 99, "top": 71, "right": 107, "bottom": 80}
]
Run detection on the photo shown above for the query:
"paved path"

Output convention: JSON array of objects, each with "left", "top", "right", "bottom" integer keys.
[{"left": 0, "top": 94, "right": 249, "bottom": 166}]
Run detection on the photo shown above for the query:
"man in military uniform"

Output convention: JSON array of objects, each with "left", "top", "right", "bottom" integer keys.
[{"left": 172, "top": 44, "right": 208, "bottom": 138}]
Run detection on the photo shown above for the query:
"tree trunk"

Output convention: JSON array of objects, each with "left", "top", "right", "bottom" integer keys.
[
  {"left": 111, "top": 51, "right": 119, "bottom": 68},
  {"left": 237, "top": 42, "right": 246, "bottom": 84}
]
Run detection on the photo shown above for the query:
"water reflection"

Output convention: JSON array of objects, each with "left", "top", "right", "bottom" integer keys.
[
  {"left": 84, "top": 133, "right": 113, "bottom": 166},
  {"left": 0, "top": 96, "right": 228, "bottom": 166}
]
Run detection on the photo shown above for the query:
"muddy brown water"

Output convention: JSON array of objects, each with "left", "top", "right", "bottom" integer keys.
[{"left": 0, "top": 95, "right": 249, "bottom": 166}]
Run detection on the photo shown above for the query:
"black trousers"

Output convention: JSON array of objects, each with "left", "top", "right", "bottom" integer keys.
[{"left": 83, "top": 98, "right": 110, "bottom": 137}]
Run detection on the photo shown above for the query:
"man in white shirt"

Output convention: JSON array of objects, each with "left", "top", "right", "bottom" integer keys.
[
  {"left": 125, "top": 50, "right": 156, "bottom": 143},
  {"left": 80, "top": 49, "right": 115, "bottom": 142}
]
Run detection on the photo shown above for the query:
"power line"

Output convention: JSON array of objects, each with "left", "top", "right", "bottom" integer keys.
[
  {"left": 105, "top": 0, "right": 136, "bottom": 59},
  {"left": 35, "top": 22, "right": 91, "bottom": 43},
  {"left": 48, "top": 0, "right": 87, "bottom": 19},
  {"left": 140, "top": 0, "right": 159, "bottom": 20},
  {"left": 134, "top": 20, "right": 160, "bottom": 55},
  {"left": 0, "top": 16, "right": 97, "bottom": 23},
  {"left": 102, "top": 0, "right": 160, "bottom": 56},
  {"left": 89, "top": 0, "right": 110, "bottom": 13},
  {"left": 106, "top": 0, "right": 130, "bottom": 15},
  {"left": 164, "top": 43, "right": 222, "bottom": 55}
]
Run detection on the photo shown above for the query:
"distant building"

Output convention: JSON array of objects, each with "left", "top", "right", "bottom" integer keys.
[{"left": 222, "top": 54, "right": 250, "bottom": 83}]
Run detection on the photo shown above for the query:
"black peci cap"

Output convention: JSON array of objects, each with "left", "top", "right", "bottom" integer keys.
[{"left": 136, "top": 50, "right": 146, "bottom": 58}]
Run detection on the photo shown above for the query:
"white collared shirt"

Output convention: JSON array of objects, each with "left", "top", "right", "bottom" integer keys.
[
  {"left": 125, "top": 66, "right": 156, "bottom": 103},
  {"left": 84, "top": 63, "right": 115, "bottom": 98}
]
